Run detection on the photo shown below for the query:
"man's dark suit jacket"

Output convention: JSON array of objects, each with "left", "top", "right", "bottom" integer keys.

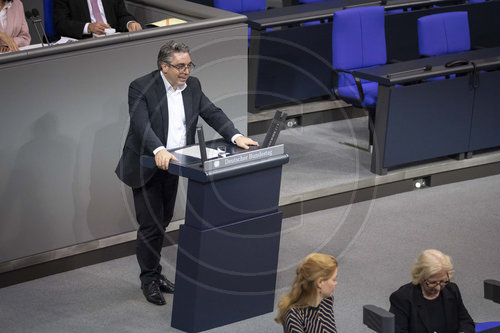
[
  {"left": 115, "top": 70, "right": 240, "bottom": 189},
  {"left": 389, "top": 282, "right": 475, "bottom": 333},
  {"left": 53, "top": 0, "right": 136, "bottom": 39}
]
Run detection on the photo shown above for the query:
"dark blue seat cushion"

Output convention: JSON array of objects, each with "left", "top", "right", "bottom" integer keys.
[
  {"left": 476, "top": 321, "right": 500, "bottom": 332},
  {"left": 338, "top": 81, "right": 378, "bottom": 107}
]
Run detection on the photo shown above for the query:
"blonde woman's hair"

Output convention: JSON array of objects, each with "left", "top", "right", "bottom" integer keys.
[
  {"left": 275, "top": 253, "right": 338, "bottom": 325},
  {"left": 411, "top": 249, "right": 454, "bottom": 285}
]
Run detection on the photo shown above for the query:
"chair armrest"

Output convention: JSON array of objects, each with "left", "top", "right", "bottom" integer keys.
[
  {"left": 363, "top": 305, "right": 395, "bottom": 333},
  {"left": 484, "top": 279, "right": 500, "bottom": 304},
  {"left": 332, "top": 68, "right": 365, "bottom": 106}
]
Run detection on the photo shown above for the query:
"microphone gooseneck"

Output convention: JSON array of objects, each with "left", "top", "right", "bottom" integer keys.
[
  {"left": 25, "top": 9, "right": 44, "bottom": 47},
  {"left": 31, "top": 8, "right": 51, "bottom": 46}
]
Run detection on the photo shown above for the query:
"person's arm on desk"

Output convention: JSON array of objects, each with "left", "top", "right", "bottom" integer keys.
[
  {"left": 127, "top": 21, "right": 142, "bottom": 32},
  {"left": 0, "top": 32, "right": 19, "bottom": 52},
  {"left": 12, "top": 0, "right": 31, "bottom": 48},
  {"left": 234, "top": 135, "right": 259, "bottom": 149},
  {"left": 154, "top": 148, "right": 178, "bottom": 170},
  {"left": 87, "top": 22, "right": 111, "bottom": 35},
  {"left": 0, "top": 0, "right": 30, "bottom": 52}
]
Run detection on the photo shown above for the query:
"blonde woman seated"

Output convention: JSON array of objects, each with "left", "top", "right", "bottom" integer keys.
[
  {"left": 0, "top": 0, "right": 31, "bottom": 53},
  {"left": 276, "top": 253, "right": 338, "bottom": 333},
  {"left": 390, "top": 249, "right": 474, "bottom": 333}
]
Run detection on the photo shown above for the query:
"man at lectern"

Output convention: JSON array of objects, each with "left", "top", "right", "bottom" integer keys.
[{"left": 115, "top": 40, "right": 258, "bottom": 306}]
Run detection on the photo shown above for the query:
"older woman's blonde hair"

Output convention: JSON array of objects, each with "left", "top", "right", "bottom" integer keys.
[
  {"left": 411, "top": 249, "right": 454, "bottom": 285},
  {"left": 275, "top": 253, "right": 338, "bottom": 325}
]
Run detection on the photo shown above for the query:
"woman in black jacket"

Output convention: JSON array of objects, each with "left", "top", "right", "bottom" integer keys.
[{"left": 390, "top": 249, "right": 475, "bottom": 333}]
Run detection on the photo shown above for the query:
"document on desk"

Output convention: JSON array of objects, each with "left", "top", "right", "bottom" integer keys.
[
  {"left": 17, "top": 37, "right": 78, "bottom": 51},
  {"left": 176, "top": 145, "right": 218, "bottom": 159},
  {"left": 147, "top": 18, "right": 187, "bottom": 27}
]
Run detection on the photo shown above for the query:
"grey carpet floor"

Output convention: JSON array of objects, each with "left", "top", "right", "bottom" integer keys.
[{"left": 1, "top": 173, "right": 499, "bottom": 332}]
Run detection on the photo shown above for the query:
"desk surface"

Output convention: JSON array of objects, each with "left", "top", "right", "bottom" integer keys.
[
  {"left": 353, "top": 47, "right": 500, "bottom": 85},
  {"left": 247, "top": 0, "right": 366, "bottom": 28}
]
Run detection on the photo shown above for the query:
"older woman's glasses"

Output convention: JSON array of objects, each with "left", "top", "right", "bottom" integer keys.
[
  {"left": 424, "top": 278, "right": 450, "bottom": 288},
  {"left": 166, "top": 62, "right": 196, "bottom": 72}
]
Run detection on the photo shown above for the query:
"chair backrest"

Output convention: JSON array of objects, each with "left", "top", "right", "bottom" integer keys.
[
  {"left": 332, "top": 6, "right": 387, "bottom": 71},
  {"left": 417, "top": 11, "right": 471, "bottom": 56},
  {"left": 213, "top": 0, "right": 266, "bottom": 13},
  {"left": 43, "top": 0, "right": 55, "bottom": 40}
]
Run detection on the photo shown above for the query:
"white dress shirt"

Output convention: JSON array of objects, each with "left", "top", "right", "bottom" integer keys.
[
  {"left": 153, "top": 70, "right": 187, "bottom": 154},
  {"left": 153, "top": 71, "right": 242, "bottom": 155}
]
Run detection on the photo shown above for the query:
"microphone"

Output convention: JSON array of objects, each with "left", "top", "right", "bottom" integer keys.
[
  {"left": 387, "top": 65, "right": 432, "bottom": 78},
  {"left": 25, "top": 10, "right": 44, "bottom": 47},
  {"left": 31, "top": 8, "right": 51, "bottom": 46}
]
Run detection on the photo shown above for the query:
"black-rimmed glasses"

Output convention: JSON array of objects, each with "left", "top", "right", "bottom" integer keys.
[
  {"left": 424, "top": 273, "right": 450, "bottom": 288},
  {"left": 165, "top": 61, "right": 196, "bottom": 72}
]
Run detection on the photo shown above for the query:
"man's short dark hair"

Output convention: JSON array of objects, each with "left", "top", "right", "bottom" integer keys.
[{"left": 157, "top": 40, "right": 191, "bottom": 69}]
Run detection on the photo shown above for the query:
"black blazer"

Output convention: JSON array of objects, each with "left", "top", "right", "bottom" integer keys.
[
  {"left": 115, "top": 70, "right": 240, "bottom": 188},
  {"left": 389, "top": 282, "right": 475, "bottom": 333},
  {"left": 53, "top": 0, "right": 136, "bottom": 39}
]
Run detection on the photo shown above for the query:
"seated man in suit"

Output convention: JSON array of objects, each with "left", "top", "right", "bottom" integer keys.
[
  {"left": 53, "top": 0, "right": 142, "bottom": 39},
  {"left": 115, "top": 40, "right": 258, "bottom": 305}
]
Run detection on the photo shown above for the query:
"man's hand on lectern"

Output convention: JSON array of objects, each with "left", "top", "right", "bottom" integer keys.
[
  {"left": 155, "top": 149, "right": 179, "bottom": 170},
  {"left": 235, "top": 136, "right": 259, "bottom": 149}
]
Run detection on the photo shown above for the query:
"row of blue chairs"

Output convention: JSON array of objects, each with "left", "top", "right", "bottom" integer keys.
[
  {"left": 331, "top": 6, "right": 472, "bottom": 144},
  {"left": 213, "top": 2, "right": 474, "bottom": 145}
]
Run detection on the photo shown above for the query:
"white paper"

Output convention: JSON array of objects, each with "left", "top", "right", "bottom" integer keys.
[
  {"left": 16, "top": 37, "right": 78, "bottom": 51},
  {"left": 175, "top": 145, "right": 219, "bottom": 159},
  {"left": 54, "top": 36, "right": 79, "bottom": 44}
]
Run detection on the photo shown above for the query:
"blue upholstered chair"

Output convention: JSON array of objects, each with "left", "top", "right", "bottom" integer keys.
[
  {"left": 332, "top": 6, "right": 387, "bottom": 145},
  {"left": 476, "top": 322, "right": 500, "bottom": 332},
  {"left": 213, "top": 0, "right": 267, "bottom": 41},
  {"left": 43, "top": 0, "right": 58, "bottom": 42},
  {"left": 417, "top": 11, "right": 471, "bottom": 81},
  {"left": 418, "top": 11, "right": 471, "bottom": 57},
  {"left": 213, "top": 0, "right": 266, "bottom": 13}
]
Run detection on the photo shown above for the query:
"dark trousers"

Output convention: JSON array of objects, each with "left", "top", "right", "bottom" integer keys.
[{"left": 132, "top": 170, "right": 179, "bottom": 284}]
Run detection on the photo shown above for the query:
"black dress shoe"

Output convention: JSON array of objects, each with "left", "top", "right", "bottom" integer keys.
[
  {"left": 141, "top": 280, "right": 166, "bottom": 305},
  {"left": 158, "top": 274, "right": 175, "bottom": 293}
]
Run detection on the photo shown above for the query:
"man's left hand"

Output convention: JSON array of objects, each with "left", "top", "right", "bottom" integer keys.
[
  {"left": 235, "top": 136, "right": 259, "bottom": 149},
  {"left": 127, "top": 22, "right": 142, "bottom": 32}
]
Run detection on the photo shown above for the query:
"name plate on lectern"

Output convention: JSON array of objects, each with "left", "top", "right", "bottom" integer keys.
[{"left": 203, "top": 144, "right": 284, "bottom": 171}]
